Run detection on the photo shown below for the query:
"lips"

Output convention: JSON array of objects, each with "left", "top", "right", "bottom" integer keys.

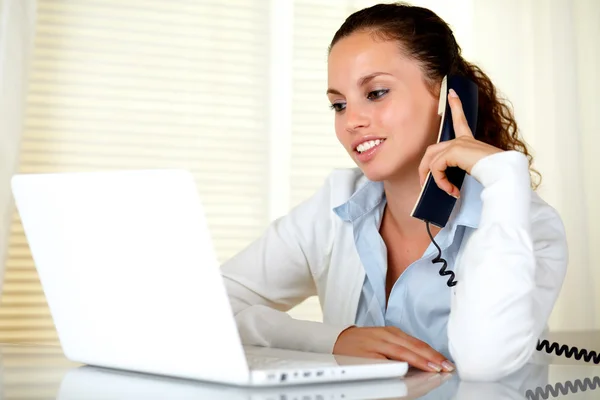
[
  {"left": 351, "top": 136, "right": 386, "bottom": 152},
  {"left": 354, "top": 138, "right": 386, "bottom": 163},
  {"left": 355, "top": 138, "right": 385, "bottom": 153}
]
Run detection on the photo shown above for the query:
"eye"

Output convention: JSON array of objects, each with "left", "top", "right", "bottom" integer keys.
[
  {"left": 367, "top": 89, "right": 389, "bottom": 101},
  {"left": 329, "top": 102, "right": 346, "bottom": 113}
]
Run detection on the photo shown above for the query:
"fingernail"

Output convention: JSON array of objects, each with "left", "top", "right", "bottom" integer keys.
[
  {"left": 428, "top": 362, "right": 442, "bottom": 372},
  {"left": 448, "top": 88, "right": 458, "bottom": 98},
  {"left": 442, "top": 361, "right": 455, "bottom": 372}
]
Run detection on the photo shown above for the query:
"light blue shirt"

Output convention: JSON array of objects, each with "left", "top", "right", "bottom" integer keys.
[{"left": 332, "top": 175, "right": 483, "bottom": 361}]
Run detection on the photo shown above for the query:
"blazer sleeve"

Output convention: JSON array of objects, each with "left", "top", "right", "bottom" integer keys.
[
  {"left": 220, "top": 174, "right": 353, "bottom": 354},
  {"left": 447, "top": 150, "right": 568, "bottom": 381}
]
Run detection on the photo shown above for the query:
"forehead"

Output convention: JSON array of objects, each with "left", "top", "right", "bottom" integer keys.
[{"left": 327, "top": 31, "right": 414, "bottom": 84}]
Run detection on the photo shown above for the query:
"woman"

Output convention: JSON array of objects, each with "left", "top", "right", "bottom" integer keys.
[{"left": 220, "top": 3, "right": 568, "bottom": 381}]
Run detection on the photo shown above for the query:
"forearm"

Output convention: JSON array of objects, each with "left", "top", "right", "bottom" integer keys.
[
  {"left": 234, "top": 303, "right": 352, "bottom": 353},
  {"left": 448, "top": 151, "right": 545, "bottom": 381}
]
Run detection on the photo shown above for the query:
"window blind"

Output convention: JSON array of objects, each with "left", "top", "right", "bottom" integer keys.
[
  {"left": 1, "top": 0, "right": 397, "bottom": 343},
  {"left": 290, "top": 1, "right": 358, "bottom": 209},
  {"left": 1, "top": 0, "right": 270, "bottom": 344}
]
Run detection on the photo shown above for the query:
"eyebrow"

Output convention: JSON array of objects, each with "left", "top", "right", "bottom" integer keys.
[{"left": 326, "top": 72, "right": 393, "bottom": 95}]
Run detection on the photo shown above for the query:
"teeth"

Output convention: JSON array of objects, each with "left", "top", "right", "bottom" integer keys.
[{"left": 357, "top": 139, "right": 383, "bottom": 153}]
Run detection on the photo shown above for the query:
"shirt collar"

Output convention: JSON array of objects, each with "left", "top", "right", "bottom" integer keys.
[
  {"left": 333, "top": 174, "right": 483, "bottom": 229},
  {"left": 332, "top": 179, "right": 385, "bottom": 223}
]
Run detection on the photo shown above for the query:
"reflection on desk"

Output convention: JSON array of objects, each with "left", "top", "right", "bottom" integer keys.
[
  {"left": 59, "top": 366, "right": 412, "bottom": 400},
  {"left": 0, "top": 343, "right": 600, "bottom": 399}
]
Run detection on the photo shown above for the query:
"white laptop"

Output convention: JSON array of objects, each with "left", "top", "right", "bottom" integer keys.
[{"left": 10, "top": 169, "right": 408, "bottom": 386}]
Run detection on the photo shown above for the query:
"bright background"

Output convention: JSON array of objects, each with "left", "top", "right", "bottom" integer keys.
[{"left": 0, "top": 0, "right": 598, "bottom": 344}]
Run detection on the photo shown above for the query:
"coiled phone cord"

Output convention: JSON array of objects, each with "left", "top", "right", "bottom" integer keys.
[
  {"left": 426, "top": 222, "right": 457, "bottom": 287},
  {"left": 525, "top": 376, "right": 600, "bottom": 400},
  {"left": 425, "top": 221, "right": 600, "bottom": 365},
  {"left": 536, "top": 340, "right": 600, "bottom": 363}
]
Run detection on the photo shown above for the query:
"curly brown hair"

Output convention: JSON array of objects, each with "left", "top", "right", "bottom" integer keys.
[{"left": 329, "top": 2, "right": 540, "bottom": 188}]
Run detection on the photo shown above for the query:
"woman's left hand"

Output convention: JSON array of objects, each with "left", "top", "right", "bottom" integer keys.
[{"left": 418, "top": 88, "right": 502, "bottom": 198}]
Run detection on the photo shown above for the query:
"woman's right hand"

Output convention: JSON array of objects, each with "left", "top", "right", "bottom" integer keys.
[{"left": 333, "top": 326, "right": 455, "bottom": 373}]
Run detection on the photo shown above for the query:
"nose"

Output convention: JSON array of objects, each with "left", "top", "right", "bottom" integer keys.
[{"left": 344, "top": 104, "right": 370, "bottom": 133}]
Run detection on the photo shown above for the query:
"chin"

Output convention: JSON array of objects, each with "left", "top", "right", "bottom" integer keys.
[
  {"left": 356, "top": 152, "right": 419, "bottom": 182},
  {"left": 357, "top": 162, "right": 400, "bottom": 182}
]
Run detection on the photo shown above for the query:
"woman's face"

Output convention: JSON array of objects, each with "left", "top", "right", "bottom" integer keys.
[{"left": 327, "top": 31, "right": 441, "bottom": 182}]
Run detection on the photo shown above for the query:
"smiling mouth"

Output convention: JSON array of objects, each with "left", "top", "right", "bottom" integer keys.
[{"left": 356, "top": 139, "right": 385, "bottom": 153}]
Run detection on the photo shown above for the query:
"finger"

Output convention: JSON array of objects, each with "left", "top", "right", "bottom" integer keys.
[
  {"left": 402, "top": 336, "right": 452, "bottom": 369},
  {"left": 448, "top": 89, "right": 474, "bottom": 138},
  {"left": 429, "top": 150, "right": 460, "bottom": 198},
  {"left": 382, "top": 327, "right": 449, "bottom": 368},
  {"left": 377, "top": 343, "right": 443, "bottom": 372},
  {"left": 418, "top": 141, "right": 452, "bottom": 187},
  {"left": 383, "top": 327, "right": 455, "bottom": 372},
  {"left": 366, "top": 352, "right": 388, "bottom": 360}
]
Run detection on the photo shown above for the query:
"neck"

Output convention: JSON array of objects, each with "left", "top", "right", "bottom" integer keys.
[{"left": 382, "top": 171, "right": 429, "bottom": 237}]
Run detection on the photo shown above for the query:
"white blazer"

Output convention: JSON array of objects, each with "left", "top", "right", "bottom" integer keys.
[{"left": 220, "top": 150, "right": 568, "bottom": 381}]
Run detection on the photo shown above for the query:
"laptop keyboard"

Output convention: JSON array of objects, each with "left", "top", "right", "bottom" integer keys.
[{"left": 246, "top": 354, "right": 334, "bottom": 370}]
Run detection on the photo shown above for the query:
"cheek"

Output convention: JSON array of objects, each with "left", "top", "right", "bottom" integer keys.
[
  {"left": 380, "top": 99, "right": 435, "bottom": 149},
  {"left": 379, "top": 101, "right": 419, "bottom": 143},
  {"left": 334, "top": 116, "right": 348, "bottom": 146}
]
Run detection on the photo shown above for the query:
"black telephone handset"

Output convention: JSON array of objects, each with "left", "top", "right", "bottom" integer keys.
[
  {"left": 409, "top": 74, "right": 478, "bottom": 288},
  {"left": 414, "top": 75, "right": 600, "bottom": 366},
  {"left": 410, "top": 74, "right": 479, "bottom": 228}
]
